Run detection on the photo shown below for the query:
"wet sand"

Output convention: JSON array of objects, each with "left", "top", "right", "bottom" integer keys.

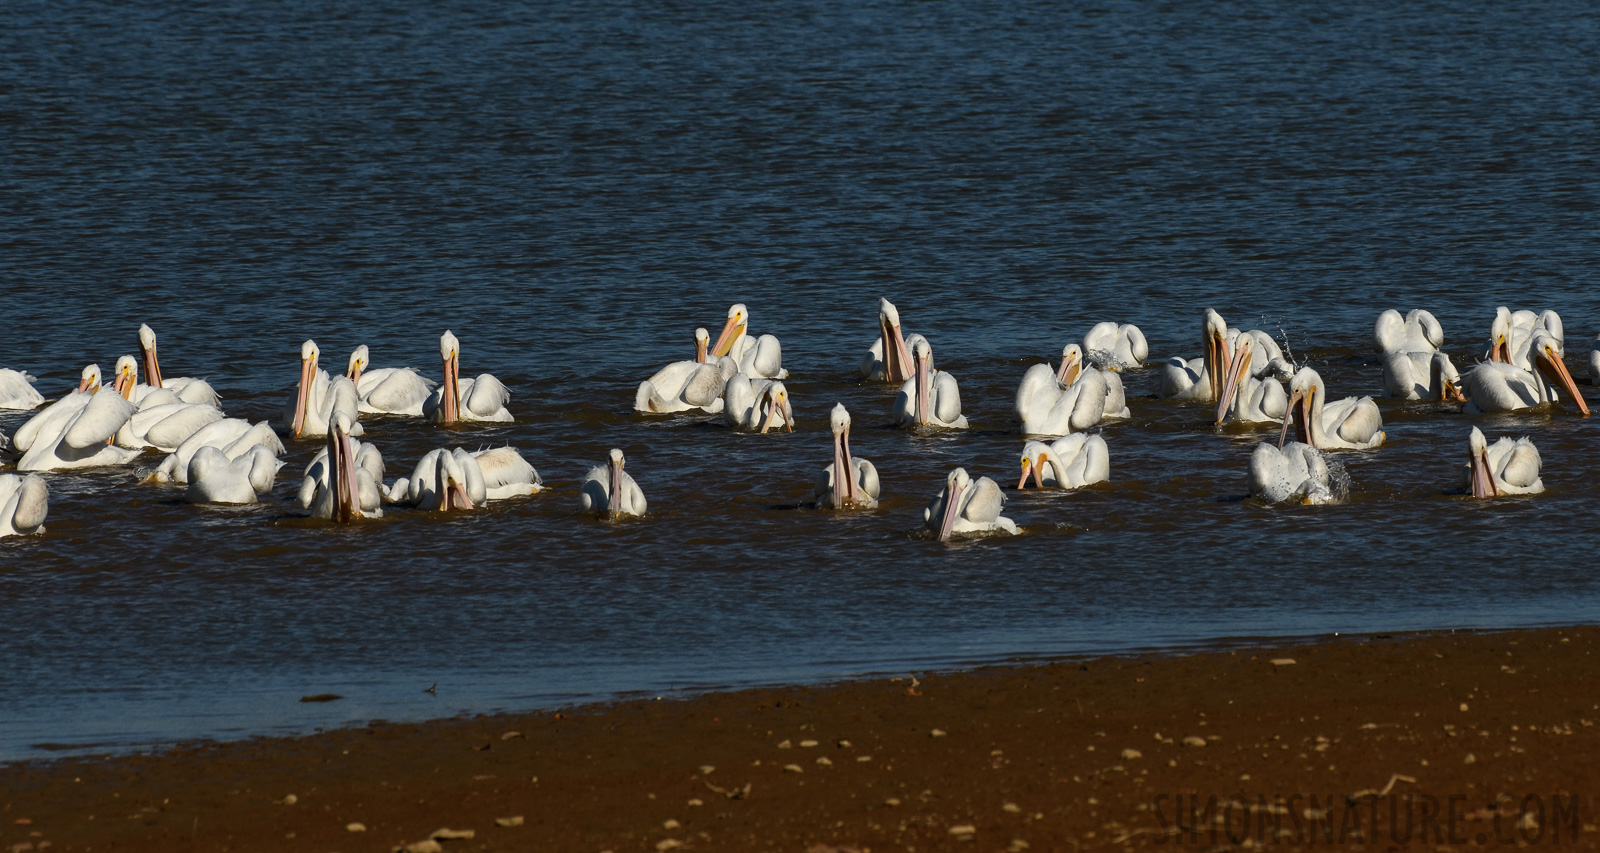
[{"left": 4, "top": 627, "right": 1598, "bottom": 852}]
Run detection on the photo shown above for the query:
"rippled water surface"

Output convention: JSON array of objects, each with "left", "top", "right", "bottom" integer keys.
[{"left": 3, "top": 0, "right": 1600, "bottom": 760}]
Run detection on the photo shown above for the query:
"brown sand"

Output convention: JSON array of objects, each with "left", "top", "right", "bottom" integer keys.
[{"left": 4, "top": 627, "right": 1598, "bottom": 852}]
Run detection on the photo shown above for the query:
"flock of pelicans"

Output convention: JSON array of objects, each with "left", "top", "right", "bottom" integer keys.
[{"left": 0, "top": 300, "right": 1595, "bottom": 542}]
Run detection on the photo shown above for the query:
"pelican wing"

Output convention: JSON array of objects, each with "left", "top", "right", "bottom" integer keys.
[
  {"left": 144, "top": 405, "right": 225, "bottom": 450},
  {"left": 961, "top": 476, "right": 1006, "bottom": 525},
  {"left": 462, "top": 373, "right": 512, "bottom": 420},
  {"left": 1496, "top": 438, "right": 1543, "bottom": 489},
  {"left": 360, "top": 367, "right": 435, "bottom": 414},
  {"left": 473, "top": 446, "right": 541, "bottom": 496}
]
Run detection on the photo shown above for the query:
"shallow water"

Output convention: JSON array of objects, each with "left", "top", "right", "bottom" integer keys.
[{"left": 3, "top": 0, "right": 1600, "bottom": 761}]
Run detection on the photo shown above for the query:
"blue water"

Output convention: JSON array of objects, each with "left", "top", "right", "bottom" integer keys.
[{"left": 2, "top": 0, "right": 1599, "bottom": 761}]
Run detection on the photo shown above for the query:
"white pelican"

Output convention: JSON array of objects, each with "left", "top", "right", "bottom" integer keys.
[
  {"left": 1466, "top": 426, "right": 1543, "bottom": 498},
  {"left": 1374, "top": 309, "right": 1465, "bottom": 402},
  {"left": 152, "top": 419, "right": 285, "bottom": 484},
  {"left": 14, "top": 369, "right": 141, "bottom": 472},
  {"left": 1215, "top": 336, "right": 1288, "bottom": 425},
  {"left": 108, "top": 357, "right": 224, "bottom": 451},
  {"left": 1277, "top": 367, "right": 1385, "bottom": 450},
  {"left": 1083, "top": 321, "right": 1149, "bottom": 371},
  {"left": 1017, "top": 434, "right": 1110, "bottom": 490},
  {"left": 345, "top": 345, "right": 436, "bottom": 416},
  {"left": 1484, "top": 306, "right": 1563, "bottom": 367},
  {"left": 137, "top": 324, "right": 221, "bottom": 408},
  {"left": 11, "top": 365, "right": 100, "bottom": 457},
  {"left": 1160, "top": 310, "right": 1291, "bottom": 402},
  {"left": 1248, "top": 441, "right": 1337, "bottom": 504},
  {"left": 1463, "top": 329, "right": 1589, "bottom": 416},
  {"left": 861, "top": 298, "right": 927, "bottom": 382},
  {"left": 1589, "top": 334, "right": 1599, "bottom": 385},
  {"left": 815, "top": 404, "right": 879, "bottom": 509},
  {"left": 284, "top": 341, "right": 365, "bottom": 438},
  {"left": 297, "top": 412, "right": 384, "bottom": 521},
  {"left": 0, "top": 474, "right": 48, "bottom": 538},
  {"left": 892, "top": 339, "right": 967, "bottom": 429},
  {"left": 423, "top": 330, "right": 513, "bottom": 424},
  {"left": 0, "top": 369, "right": 45, "bottom": 411},
  {"left": 924, "top": 468, "right": 1018, "bottom": 541},
  {"left": 723, "top": 374, "right": 794, "bottom": 432},
  {"left": 387, "top": 446, "right": 543, "bottom": 508},
  {"left": 579, "top": 448, "right": 647, "bottom": 519},
  {"left": 710, "top": 304, "right": 787, "bottom": 380},
  {"left": 1014, "top": 345, "right": 1118, "bottom": 436},
  {"left": 184, "top": 445, "right": 281, "bottom": 505},
  {"left": 635, "top": 329, "right": 734, "bottom": 414}
]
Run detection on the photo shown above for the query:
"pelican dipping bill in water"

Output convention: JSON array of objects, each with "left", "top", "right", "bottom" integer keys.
[
  {"left": 298, "top": 412, "right": 385, "bottom": 521},
  {"left": 925, "top": 468, "right": 1018, "bottom": 541},
  {"left": 1017, "top": 434, "right": 1110, "bottom": 490},
  {"left": 152, "top": 419, "right": 285, "bottom": 484},
  {"left": 1466, "top": 426, "right": 1543, "bottom": 498},
  {"left": 1082, "top": 321, "right": 1148, "bottom": 371},
  {"left": 423, "top": 330, "right": 513, "bottom": 424},
  {"left": 892, "top": 339, "right": 967, "bottom": 429},
  {"left": 0, "top": 369, "right": 46, "bottom": 411},
  {"left": 710, "top": 303, "right": 786, "bottom": 380},
  {"left": 185, "top": 445, "right": 282, "bottom": 505},
  {"left": 861, "top": 298, "right": 925, "bottom": 383},
  {"left": 387, "top": 446, "right": 543, "bottom": 509},
  {"left": 137, "top": 324, "right": 221, "bottom": 408},
  {"left": 1374, "top": 309, "right": 1464, "bottom": 401},
  {"left": 635, "top": 328, "right": 733, "bottom": 414},
  {"left": 1277, "top": 367, "right": 1385, "bottom": 450},
  {"left": 346, "top": 345, "right": 435, "bottom": 416},
  {"left": 724, "top": 374, "right": 794, "bottom": 433},
  {"left": 580, "top": 448, "right": 647, "bottom": 519},
  {"left": 1463, "top": 329, "right": 1589, "bottom": 416},
  {"left": 0, "top": 474, "right": 48, "bottom": 538},
  {"left": 815, "top": 404, "right": 879, "bottom": 509},
  {"left": 1249, "top": 441, "right": 1337, "bottom": 504}
]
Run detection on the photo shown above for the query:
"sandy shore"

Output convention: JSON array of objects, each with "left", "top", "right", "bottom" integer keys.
[{"left": 4, "top": 627, "right": 1598, "bottom": 852}]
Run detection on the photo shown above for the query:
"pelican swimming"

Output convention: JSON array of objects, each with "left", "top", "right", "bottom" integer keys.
[
  {"left": 924, "top": 468, "right": 1018, "bottom": 541},
  {"left": 1017, "top": 434, "right": 1110, "bottom": 490},
  {"left": 815, "top": 404, "right": 879, "bottom": 509},
  {"left": 137, "top": 324, "right": 221, "bottom": 408},
  {"left": 0, "top": 474, "right": 48, "bottom": 538},
  {"left": 345, "top": 345, "right": 435, "bottom": 416},
  {"left": 1463, "top": 329, "right": 1589, "bottom": 416},
  {"left": 1014, "top": 345, "right": 1122, "bottom": 435},
  {"left": 635, "top": 329, "right": 734, "bottom": 414},
  {"left": 1083, "top": 321, "right": 1149, "bottom": 371},
  {"left": 1160, "top": 310, "right": 1292, "bottom": 402},
  {"left": 387, "top": 446, "right": 543, "bottom": 508},
  {"left": 284, "top": 341, "right": 365, "bottom": 438},
  {"left": 152, "top": 419, "right": 285, "bottom": 484},
  {"left": 579, "top": 448, "right": 647, "bottom": 519},
  {"left": 1278, "top": 367, "right": 1385, "bottom": 450},
  {"left": 861, "top": 298, "right": 927, "bottom": 383},
  {"left": 1484, "top": 306, "right": 1563, "bottom": 368},
  {"left": 892, "top": 338, "right": 967, "bottom": 429},
  {"left": 723, "top": 374, "right": 794, "bottom": 432},
  {"left": 1466, "top": 426, "right": 1543, "bottom": 498},
  {"left": 710, "top": 303, "right": 787, "bottom": 380},
  {"left": 1215, "top": 336, "right": 1289, "bottom": 425},
  {"left": 0, "top": 369, "right": 45, "bottom": 411},
  {"left": 423, "top": 330, "right": 513, "bottom": 424},
  {"left": 1374, "top": 309, "right": 1465, "bottom": 402},
  {"left": 298, "top": 412, "right": 385, "bottom": 521},
  {"left": 13, "top": 367, "right": 141, "bottom": 472},
  {"left": 184, "top": 445, "right": 282, "bottom": 505},
  {"left": 1248, "top": 441, "right": 1338, "bottom": 504},
  {"left": 109, "top": 357, "right": 225, "bottom": 451}
]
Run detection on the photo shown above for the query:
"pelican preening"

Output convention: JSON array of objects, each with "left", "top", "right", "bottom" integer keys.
[
  {"left": 346, "top": 345, "right": 435, "bottom": 417},
  {"left": 862, "top": 298, "right": 926, "bottom": 383},
  {"left": 580, "top": 448, "right": 646, "bottom": 519},
  {"left": 1466, "top": 426, "right": 1543, "bottom": 498},
  {"left": 711, "top": 304, "right": 787, "bottom": 380},
  {"left": 13, "top": 374, "right": 140, "bottom": 472},
  {"left": 387, "top": 446, "right": 543, "bottom": 509},
  {"left": 1082, "top": 322, "right": 1149, "bottom": 371},
  {"left": 185, "top": 445, "right": 282, "bottom": 505},
  {"left": 0, "top": 369, "right": 46, "bottom": 411},
  {"left": 724, "top": 375, "right": 795, "bottom": 432},
  {"left": 298, "top": 412, "right": 385, "bottom": 521},
  {"left": 1017, "top": 434, "right": 1110, "bottom": 490},
  {"left": 925, "top": 468, "right": 1018, "bottom": 541},
  {"left": 1161, "top": 310, "right": 1291, "bottom": 403},
  {"left": 1463, "top": 328, "right": 1589, "bottom": 416},
  {"left": 424, "top": 331, "right": 514, "bottom": 424},
  {"left": 1249, "top": 441, "right": 1337, "bottom": 505},
  {"left": 1374, "top": 310, "right": 1465, "bottom": 402},
  {"left": 1278, "top": 367, "right": 1385, "bottom": 450},
  {"left": 815, "top": 404, "right": 880, "bottom": 509},
  {"left": 892, "top": 339, "right": 967, "bottom": 429},
  {"left": 0, "top": 474, "right": 48, "bottom": 538},
  {"left": 1014, "top": 345, "right": 1122, "bottom": 436},
  {"left": 285, "top": 341, "right": 365, "bottom": 439},
  {"left": 137, "top": 324, "right": 221, "bottom": 408},
  {"left": 635, "top": 329, "right": 733, "bottom": 414}
]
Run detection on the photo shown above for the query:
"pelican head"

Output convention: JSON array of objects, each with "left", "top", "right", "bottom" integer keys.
[
  {"left": 829, "top": 403, "right": 856, "bottom": 507},
  {"left": 1279, "top": 367, "right": 1323, "bottom": 448},
  {"left": 328, "top": 411, "right": 361, "bottom": 523},
  {"left": 1468, "top": 426, "right": 1497, "bottom": 498},
  {"left": 1488, "top": 307, "right": 1514, "bottom": 363},
  {"left": 78, "top": 363, "right": 102, "bottom": 394},
  {"left": 936, "top": 467, "right": 972, "bottom": 542},
  {"left": 758, "top": 382, "right": 794, "bottom": 433},
  {"left": 878, "top": 298, "right": 901, "bottom": 328},
  {"left": 437, "top": 450, "right": 475, "bottom": 512},
  {"left": 346, "top": 345, "right": 370, "bottom": 383},
  {"left": 439, "top": 330, "right": 462, "bottom": 424},
  {"left": 1433, "top": 352, "right": 1466, "bottom": 403},
  {"left": 113, "top": 355, "right": 138, "bottom": 400},
  {"left": 137, "top": 324, "right": 164, "bottom": 388},
  {"left": 1530, "top": 330, "right": 1589, "bottom": 416},
  {"left": 1215, "top": 335, "right": 1256, "bottom": 424},
  {"left": 711, "top": 304, "right": 749, "bottom": 358},
  {"left": 607, "top": 448, "right": 626, "bottom": 519},
  {"left": 913, "top": 338, "right": 935, "bottom": 426},
  {"left": 1057, "top": 344, "right": 1084, "bottom": 385},
  {"left": 1018, "top": 440, "right": 1049, "bottom": 489},
  {"left": 291, "top": 339, "right": 321, "bottom": 438},
  {"left": 1203, "top": 309, "right": 1229, "bottom": 402},
  {"left": 694, "top": 327, "right": 710, "bottom": 364},
  {"left": 878, "top": 298, "right": 913, "bottom": 382}
]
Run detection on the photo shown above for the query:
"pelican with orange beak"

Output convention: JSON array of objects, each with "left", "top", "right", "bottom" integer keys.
[
  {"left": 14, "top": 376, "right": 139, "bottom": 472},
  {"left": 298, "top": 411, "right": 385, "bottom": 521},
  {"left": 1374, "top": 309, "right": 1464, "bottom": 401},
  {"left": 423, "top": 330, "right": 513, "bottom": 424},
  {"left": 861, "top": 298, "right": 926, "bottom": 383},
  {"left": 1017, "top": 434, "right": 1110, "bottom": 490},
  {"left": 723, "top": 374, "right": 795, "bottom": 433},
  {"left": 10, "top": 366, "right": 99, "bottom": 458},
  {"left": 924, "top": 468, "right": 1018, "bottom": 541},
  {"left": 1465, "top": 426, "right": 1543, "bottom": 498},
  {"left": 892, "top": 338, "right": 967, "bottom": 429},
  {"left": 387, "top": 446, "right": 542, "bottom": 508},
  {"left": 136, "top": 324, "right": 221, "bottom": 408},
  {"left": 1014, "top": 345, "right": 1111, "bottom": 436},
  {"left": 107, "top": 356, "right": 225, "bottom": 451},
  {"left": 579, "top": 448, "right": 647, "bottom": 519},
  {"left": 1160, "top": 310, "right": 1291, "bottom": 403},
  {"left": 1277, "top": 367, "right": 1385, "bottom": 450},
  {"left": 815, "top": 404, "right": 879, "bottom": 509},
  {"left": 285, "top": 342, "right": 364, "bottom": 439},
  {"left": 635, "top": 328, "right": 733, "bottom": 414},
  {"left": 0, "top": 369, "right": 45, "bottom": 411},
  {"left": 1464, "top": 329, "right": 1590, "bottom": 416},
  {"left": 710, "top": 304, "right": 787, "bottom": 379},
  {"left": 344, "top": 345, "right": 435, "bottom": 416},
  {"left": 1214, "top": 336, "right": 1290, "bottom": 425}
]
